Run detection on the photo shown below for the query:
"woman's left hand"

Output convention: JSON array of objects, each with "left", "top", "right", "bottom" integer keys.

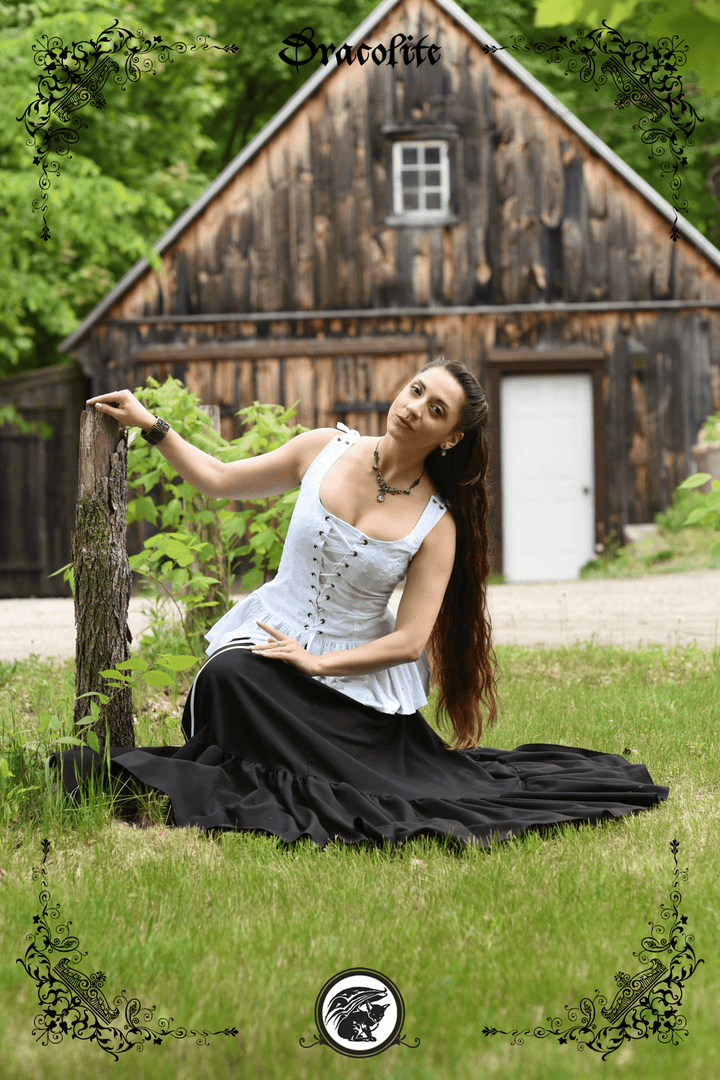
[{"left": 250, "top": 620, "right": 320, "bottom": 676}]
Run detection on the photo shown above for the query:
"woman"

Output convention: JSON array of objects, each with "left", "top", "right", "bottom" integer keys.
[{"left": 54, "top": 357, "right": 668, "bottom": 847}]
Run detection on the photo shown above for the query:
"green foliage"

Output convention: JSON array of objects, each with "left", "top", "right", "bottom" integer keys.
[
  {"left": 0, "top": 707, "right": 94, "bottom": 825},
  {"left": 47, "top": 559, "right": 75, "bottom": 596},
  {"left": 635, "top": 414, "right": 720, "bottom": 563},
  {"left": 534, "top": 0, "right": 720, "bottom": 95},
  {"left": 700, "top": 410, "right": 720, "bottom": 443},
  {"left": 0, "top": 0, "right": 229, "bottom": 378},
  {"left": 673, "top": 405, "right": 720, "bottom": 552},
  {"left": 0, "top": 0, "right": 378, "bottom": 379},
  {"left": 579, "top": 529, "right": 622, "bottom": 574},
  {"left": 580, "top": 514, "right": 720, "bottom": 577},
  {"left": 0, "top": 649, "right": 201, "bottom": 825},
  {"left": 678, "top": 473, "right": 720, "bottom": 556},
  {"left": 80, "top": 654, "right": 200, "bottom": 716},
  {"left": 0, "top": 752, "right": 39, "bottom": 826},
  {"left": 48, "top": 374, "right": 305, "bottom": 746},
  {"left": 654, "top": 483, "right": 711, "bottom": 533},
  {"left": 0, "top": 403, "right": 53, "bottom": 438},
  {"left": 126, "top": 374, "right": 307, "bottom": 656},
  {"left": 534, "top": 0, "right": 644, "bottom": 28}
]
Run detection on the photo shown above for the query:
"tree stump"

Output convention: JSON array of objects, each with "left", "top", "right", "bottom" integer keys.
[{"left": 73, "top": 407, "right": 134, "bottom": 747}]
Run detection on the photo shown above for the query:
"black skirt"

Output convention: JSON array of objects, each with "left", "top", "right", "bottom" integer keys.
[{"left": 51, "top": 643, "right": 669, "bottom": 849}]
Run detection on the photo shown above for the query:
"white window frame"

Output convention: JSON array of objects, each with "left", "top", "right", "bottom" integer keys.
[{"left": 391, "top": 140, "right": 450, "bottom": 222}]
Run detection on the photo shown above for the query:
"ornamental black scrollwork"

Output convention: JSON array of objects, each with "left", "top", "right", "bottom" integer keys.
[
  {"left": 16, "top": 839, "right": 240, "bottom": 1059},
  {"left": 482, "top": 839, "right": 704, "bottom": 1059},
  {"left": 484, "top": 23, "right": 702, "bottom": 242},
  {"left": 17, "top": 20, "right": 237, "bottom": 241}
]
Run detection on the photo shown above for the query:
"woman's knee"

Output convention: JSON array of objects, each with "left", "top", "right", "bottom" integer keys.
[{"left": 199, "top": 643, "right": 257, "bottom": 683}]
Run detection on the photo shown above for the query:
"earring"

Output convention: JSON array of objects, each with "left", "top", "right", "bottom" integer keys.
[{"left": 441, "top": 447, "right": 447, "bottom": 457}]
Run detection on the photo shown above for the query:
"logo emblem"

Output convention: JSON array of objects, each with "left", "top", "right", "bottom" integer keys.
[{"left": 301, "top": 968, "right": 419, "bottom": 1057}]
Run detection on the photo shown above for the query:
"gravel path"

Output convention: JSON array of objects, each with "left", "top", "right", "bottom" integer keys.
[{"left": 1, "top": 569, "right": 718, "bottom": 663}]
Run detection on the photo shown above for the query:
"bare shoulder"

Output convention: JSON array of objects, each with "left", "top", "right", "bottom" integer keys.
[{"left": 296, "top": 427, "right": 342, "bottom": 481}]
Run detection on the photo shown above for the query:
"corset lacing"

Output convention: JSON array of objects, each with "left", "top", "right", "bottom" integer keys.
[{"left": 303, "top": 515, "right": 371, "bottom": 650}]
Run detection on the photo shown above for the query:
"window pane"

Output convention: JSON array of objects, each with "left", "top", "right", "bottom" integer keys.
[
  {"left": 402, "top": 147, "right": 418, "bottom": 165},
  {"left": 425, "top": 192, "right": 441, "bottom": 210},
  {"left": 425, "top": 170, "right": 441, "bottom": 187},
  {"left": 402, "top": 170, "right": 419, "bottom": 188},
  {"left": 424, "top": 147, "right": 440, "bottom": 164},
  {"left": 403, "top": 192, "right": 419, "bottom": 210}
]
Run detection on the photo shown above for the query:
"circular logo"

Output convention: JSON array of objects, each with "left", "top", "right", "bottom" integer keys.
[{"left": 313, "top": 968, "right": 405, "bottom": 1057}]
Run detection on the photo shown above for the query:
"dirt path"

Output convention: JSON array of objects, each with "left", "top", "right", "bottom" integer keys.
[{"left": 2, "top": 569, "right": 718, "bottom": 663}]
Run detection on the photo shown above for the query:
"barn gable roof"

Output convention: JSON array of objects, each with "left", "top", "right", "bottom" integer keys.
[{"left": 59, "top": 0, "right": 720, "bottom": 353}]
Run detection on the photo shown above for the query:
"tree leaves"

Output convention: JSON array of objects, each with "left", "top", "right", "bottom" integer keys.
[
  {"left": 646, "top": 1, "right": 720, "bottom": 95},
  {"left": 0, "top": 0, "right": 228, "bottom": 377},
  {"left": 534, "top": 0, "right": 644, "bottom": 28},
  {"left": 2, "top": 0, "right": 719, "bottom": 383},
  {"left": 534, "top": 0, "right": 720, "bottom": 97}
]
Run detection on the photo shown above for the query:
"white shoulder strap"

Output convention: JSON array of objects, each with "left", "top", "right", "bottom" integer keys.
[{"left": 335, "top": 421, "right": 360, "bottom": 439}]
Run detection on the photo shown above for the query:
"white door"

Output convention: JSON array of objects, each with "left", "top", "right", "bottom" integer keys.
[{"left": 501, "top": 373, "right": 595, "bottom": 582}]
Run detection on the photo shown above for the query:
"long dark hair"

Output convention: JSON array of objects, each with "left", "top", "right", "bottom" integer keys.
[{"left": 413, "top": 357, "right": 499, "bottom": 749}]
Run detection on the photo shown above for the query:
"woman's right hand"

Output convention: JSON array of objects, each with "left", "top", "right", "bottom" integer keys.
[{"left": 86, "top": 389, "right": 157, "bottom": 432}]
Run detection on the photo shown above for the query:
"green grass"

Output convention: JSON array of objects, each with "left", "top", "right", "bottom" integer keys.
[
  {"left": 580, "top": 525, "right": 720, "bottom": 579},
  {"left": 1, "top": 643, "right": 718, "bottom": 1079}
]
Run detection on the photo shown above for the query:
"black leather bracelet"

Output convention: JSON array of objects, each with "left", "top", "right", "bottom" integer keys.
[{"left": 141, "top": 416, "right": 170, "bottom": 445}]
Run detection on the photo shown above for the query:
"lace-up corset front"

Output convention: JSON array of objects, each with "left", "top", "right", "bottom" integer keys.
[{"left": 204, "top": 423, "right": 449, "bottom": 713}]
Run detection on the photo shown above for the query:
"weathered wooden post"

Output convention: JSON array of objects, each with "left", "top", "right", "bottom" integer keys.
[{"left": 72, "top": 406, "right": 134, "bottom": 747}]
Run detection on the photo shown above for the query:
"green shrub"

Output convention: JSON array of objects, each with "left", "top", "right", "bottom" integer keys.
[
  {"left": 677, "top": 472, "right": 720, "bottom": 557},
  {"left": 49, "top": 376, "right": 310, "bottom": 745},
  {"left": 699, "top": 409, "right": 720, "bottom": 442},
  {"left": 655, "top": 486, "right": 709, "bottom": 533},
  {"left": 126, "top": 375, "right": 308, "bottom": 656}
]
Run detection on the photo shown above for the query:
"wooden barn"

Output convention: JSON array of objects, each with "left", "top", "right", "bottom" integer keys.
[{"left": 48, "top": 0, "right": 720, "bottom": 587}]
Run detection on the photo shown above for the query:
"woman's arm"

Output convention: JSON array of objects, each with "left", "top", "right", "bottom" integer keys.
[
  {"left": 88, "top": 390, "right": 226, "bottom": 498},
  {"left": 87, "top": 391, "right": 333, "bottom": 500},
  {"left": 216, "top": 428, "right": 338, "bottom": 499},
  {"left": 312, "top": 631, "right": 416, "bottom": 676},
  {"left": 147, "top": 426, "right": 228, "bottom": 497}
]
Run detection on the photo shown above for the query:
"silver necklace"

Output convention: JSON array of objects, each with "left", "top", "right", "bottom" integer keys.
[{"left": 372, "top": 437, "right": 426, "bottom": 502}]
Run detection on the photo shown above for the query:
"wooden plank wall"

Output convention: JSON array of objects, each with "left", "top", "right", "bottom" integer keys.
[
  {"left": 98, "top": 0, "right": 720, "bottom": 328},
  {"left": 63, "top": 0, "right": 720, "bottom": 563},
  {"left": 134, "top": 342, "right": 431, "bottom": 439},
  {"left": 66, "top": 307, "right": 713, "bottom": 546},
  {"left": 0, "top": 363, "right": 89, "bottom": 597}
]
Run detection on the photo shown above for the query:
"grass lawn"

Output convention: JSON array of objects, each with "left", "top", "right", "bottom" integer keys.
[
  {"left": 579, "top": 524, "right": 720, "bottom": 579},
  {"left": 0, "top": 643, "right": 717, "bottom": 1080}
]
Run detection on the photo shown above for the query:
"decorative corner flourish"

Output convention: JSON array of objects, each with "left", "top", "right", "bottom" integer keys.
[
  {"left": 16, "top": 19, "right": 237, "bottom": 241},
  {"left": 16, "top": 839, "right": 240, "bottom": 1059},
  {"left": 482, "top": 838, "right": 704, "bottom": 1059},
  {"left": 484, "top": 22, "right": 702, "bottom": 242}
]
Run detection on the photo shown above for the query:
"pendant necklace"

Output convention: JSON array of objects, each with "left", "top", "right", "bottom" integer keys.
[{"left": 372, "top": 437, "right": 425, "bottom": 502}]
